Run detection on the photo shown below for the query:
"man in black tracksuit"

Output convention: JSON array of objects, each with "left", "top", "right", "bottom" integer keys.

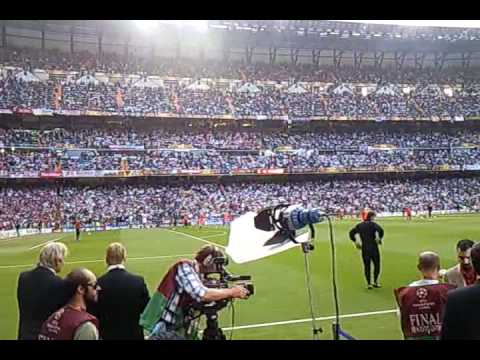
[
  {"left": 427, "top": 204, "right": 433, "bottom": 218},
  {"left": 349, "top": 211, "right": 384, "bottom": 290}
]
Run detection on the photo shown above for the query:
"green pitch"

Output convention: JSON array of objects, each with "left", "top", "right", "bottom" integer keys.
[{"left": 1, "top": 215, "right": 479, "bottom": 340}]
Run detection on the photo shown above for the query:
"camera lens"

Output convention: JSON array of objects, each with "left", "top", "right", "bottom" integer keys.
[{"left": 290, "top": 208, "right": 323, "bottom": 229}]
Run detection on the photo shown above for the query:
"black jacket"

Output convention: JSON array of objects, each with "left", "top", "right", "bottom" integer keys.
[
  {"left": 349, "top": 220, "right": 384, "bottom": 250},
  {"left": 90, "top": 267, "right": 150, "bottom": 340},
  {"left": 17, "top": 266, "right": 69, "bottom": 340},
  {"left": 441, "top": 282, "right": 480, "bottom": 340}
]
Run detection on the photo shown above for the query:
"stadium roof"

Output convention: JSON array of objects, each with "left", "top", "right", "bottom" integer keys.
[
  {"left": 5, "top": 20, "right": 480, "bottom": 54},
  {"left": 333, "top": 20, "right": 480, "bottom": 29}
]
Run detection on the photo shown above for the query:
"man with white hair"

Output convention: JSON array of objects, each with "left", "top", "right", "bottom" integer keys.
[{"left": 17, "top": 241, "right": 69, "bottom": 339}]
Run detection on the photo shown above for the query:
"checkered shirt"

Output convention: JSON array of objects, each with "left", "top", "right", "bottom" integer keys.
[{"left": 160, "top": 262, "right": 208, "bottom": 326}]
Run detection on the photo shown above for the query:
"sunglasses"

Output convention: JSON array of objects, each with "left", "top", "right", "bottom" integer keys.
[{"left": 86, "top": 282, "right": 100, "bottom": 289}]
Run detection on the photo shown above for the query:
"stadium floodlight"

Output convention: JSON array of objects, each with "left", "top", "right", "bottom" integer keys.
[{"left": 158, "top": 20, "right": 209, "bottom": 33}]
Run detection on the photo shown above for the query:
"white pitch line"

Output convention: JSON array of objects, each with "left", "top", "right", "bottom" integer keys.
[
  {"left": 164, "top": 229, "right": 226, "bottom": 248},
  {"left": 202, "top": 232, "right": 227, "bottom": 239},
  {"left": 0, "top": 237, "right": 23, "bottom": 244},
  {"left": 222, "top": 309, "right": 397, "bottom": 331},
  {"left": 0, "top": 253, "right": 195, "bottom": 269},
  {"left": 0, "top": 234, "right": 51, "bottom": 245},
  {"left": 28, "top": 237, "right": 63, "bottom": 250}
]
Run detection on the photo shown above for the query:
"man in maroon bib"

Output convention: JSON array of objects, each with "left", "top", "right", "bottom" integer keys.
[
  {"left": 39, "top": 268, "right": 101, "bottom": 340},
  {"left": 395, "top": 251, "right": 456, "bottom": 340}
]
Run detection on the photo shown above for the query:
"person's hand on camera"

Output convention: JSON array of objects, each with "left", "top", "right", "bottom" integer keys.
[
  {"left": 230, "top": 286, "right": 249, "bottom": 299},
  {"left": 203, "top": 285, "right": 249, "bottom": 302}
]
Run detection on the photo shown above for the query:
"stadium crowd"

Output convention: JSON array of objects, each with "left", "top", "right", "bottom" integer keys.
[
  {"left": 2, "top": 66, "right": 480, "bottom": 119},
  {"left": 1, "top": 177, "right": 479, "bottom": 231},
  {"left": 2, "top": 148, "right": 480, "bottom": 173},
  {"left": 2, "top": 128, "right": 480, "bottom": 150},
  {"left": 6, "top": 33, "right": 480, "bottom": 343},
  {"left": 3, "top": 47, "right": 480, "bottom": 84},
  {"left": 0, "top": 76, "right": 478, "bottom": 120},
  {"left": 2, "top": 126, "right": 480, "bottom": 173}
]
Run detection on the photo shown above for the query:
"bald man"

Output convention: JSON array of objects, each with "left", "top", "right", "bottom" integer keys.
[
  {"left": 409, "top": 251, "right": 443, "bottom": 286},
  {"left": 38, "top": 268, "right": 101, "bottom": 340},
  {"left": 395, "top": 252, "right": 455, "bottom": 340}
]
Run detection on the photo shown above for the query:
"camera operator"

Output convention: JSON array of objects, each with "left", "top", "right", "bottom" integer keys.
[{"left": 140, "top": 245, "right": 249, "bottom": 340}]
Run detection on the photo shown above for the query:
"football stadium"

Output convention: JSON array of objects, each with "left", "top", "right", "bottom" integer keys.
[{"left": 1, "top": 20, "right": 480, "bottom": 341}]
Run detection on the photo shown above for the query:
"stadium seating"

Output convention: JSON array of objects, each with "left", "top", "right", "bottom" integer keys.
[
  {"left": 1, "top": 128, "right": 480, "bottom": 175},
  {"left": 1, "top": 178, "right": 479, "bottom": 231},
  {"left": 1, "top": 46, "right": 480, "bottom": 232}
]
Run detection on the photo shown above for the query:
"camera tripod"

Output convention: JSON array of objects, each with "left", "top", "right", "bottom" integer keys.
[
  {"left": 201, "top": 308, "right": 226, "bottom": 340},
  {"left": 188, "top": 299, "right": 229, "bottom": 340}
]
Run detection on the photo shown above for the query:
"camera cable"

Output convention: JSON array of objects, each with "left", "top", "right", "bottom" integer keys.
[
  {"left": 326, "top": 216, "right": 341, "bottom": 340},
  {"left": 229, "top": 299, "right": 236, "bottom": 340}
]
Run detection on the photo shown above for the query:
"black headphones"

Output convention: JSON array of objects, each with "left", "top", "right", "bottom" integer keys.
[{"left": 196, "top": 245, "right": 223, "bottom": 267}]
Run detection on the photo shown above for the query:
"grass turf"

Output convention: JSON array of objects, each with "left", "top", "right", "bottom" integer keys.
[{"left": 1, "top": 214, "right": 479, "bottom": 340}]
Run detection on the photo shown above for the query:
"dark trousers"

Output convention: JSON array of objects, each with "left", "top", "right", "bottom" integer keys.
[
  {"left": 76, "top": 229, "right": 80, "bottom": 241},
  {"left": 361, "top": 246, "right": 380, "bottom": 285}
]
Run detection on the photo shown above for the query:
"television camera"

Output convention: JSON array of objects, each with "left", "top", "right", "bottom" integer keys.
[{"left": 187, "top": 256, "right": 254, "bottom": 340}]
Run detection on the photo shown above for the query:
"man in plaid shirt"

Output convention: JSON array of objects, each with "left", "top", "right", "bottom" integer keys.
[{"left": 144, "top": 245, "right": 249, "bottom": 340}]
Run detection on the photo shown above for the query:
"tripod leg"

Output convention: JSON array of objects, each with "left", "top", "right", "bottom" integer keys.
[{"left": 203, "top": 315, "right": 226, "bottom": 340}]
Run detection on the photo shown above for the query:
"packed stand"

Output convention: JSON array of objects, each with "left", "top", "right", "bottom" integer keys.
[
  {"left": 1, "top": 73, "right": 480, "bottom": 118},
  {"left": 0, "top": 73, "right": 56, "bottom": 110},
  {"left": 2, "top": 127, "right": 480, "bottom": 174},
  {"left": 2, "top": 147, "right": 480, "bottom": 174},
  {"left": 1, "top": 177, "right": 479, "bottom": 231},
  {"left": 5, "top": 47, "right": 480, "bottom": 84},
  {"left": 0, "top": 128, "right": 265, "bottom": 150},
  {"left": 1, "top": 127, "right": 479, "bottom": 150}
]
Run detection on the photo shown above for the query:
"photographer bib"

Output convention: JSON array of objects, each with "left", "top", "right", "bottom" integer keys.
[{"left": 394, "top": 283, "right": 455, "bottom": 339}]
